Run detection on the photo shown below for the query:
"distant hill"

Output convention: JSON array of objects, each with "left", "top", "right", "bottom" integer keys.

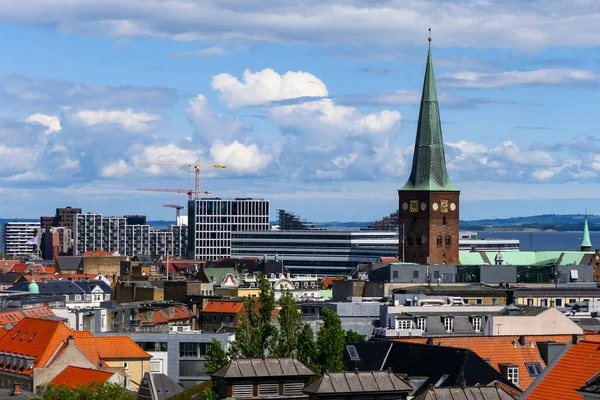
[{"left": 460, "top": 214, "right": 596, "bottom": 231}]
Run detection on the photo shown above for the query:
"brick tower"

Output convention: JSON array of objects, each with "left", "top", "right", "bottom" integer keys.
[{"left": 398, "top": 36, "right": 460, "bottom": 265}]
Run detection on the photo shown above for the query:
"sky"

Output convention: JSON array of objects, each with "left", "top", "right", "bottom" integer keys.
[{"left": 1, "top": 0, "right": 600, "bottom": 223}]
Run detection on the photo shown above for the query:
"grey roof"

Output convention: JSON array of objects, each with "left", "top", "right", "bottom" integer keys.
[
  {"left": 303, "top": 371, "right": 413, "bottom": 395},
  {"left": 0, "top": 273, "right": 23, "bottom": 284},
  {"left": 56, "top": 256, "right": 83, "bottom": 271},
  {"left": 74, "top": 280, "right": 113, "bottom": 294},
  {"left": 133, "top": 254, "right": 154, "bottom": 264},
  {"left": 9, "top": 280, "right": 85, "bottom": 294},
  {"left": 149, "top": 372, "right": 185, "bottom": 400},
  {"left": 413, "top": 386, "right": 517, "bottom": 400},
  {"left": 0, "top": 387, "right": 36, "bottom": 399},
  {"left": 578, "top": 371, "right": 600, "bottom": 395},
  {"left": 213, "top": 358, "right": 315, "bottom": 378}
]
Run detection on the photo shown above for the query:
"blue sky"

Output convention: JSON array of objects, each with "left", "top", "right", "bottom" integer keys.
[{"left": 1, "top": 1, "right": 600, "bottom": 222}]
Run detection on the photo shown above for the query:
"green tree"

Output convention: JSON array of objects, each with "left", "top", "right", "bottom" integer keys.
[
  {"left": 297, "top": 323, "right": 317, "bottom": 369},
  {"left": 230, "top": 273, "right": 276, "bottom": 357},
  {"left": 344, "top": 330, "right": 366, "bottom": 343},
  {"left": 41, "top": 382, "right": 135, "bottom": 400},
  {"left": 315, "top": 307, "right": 345, "bottom": 374},
  {"left": 205, "top": 337, "right": 229, "bottom": 376},
  {"left": 272, "top": 290, "right": 302, "bottom": 357}
]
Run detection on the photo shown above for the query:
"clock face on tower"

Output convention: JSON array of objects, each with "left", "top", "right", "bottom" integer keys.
[
  {"left": 440, "top": 199, "right": 449, "bottom": 214},
  {"left": 410, "top": 200, "right": 419, "bottom": 213}
]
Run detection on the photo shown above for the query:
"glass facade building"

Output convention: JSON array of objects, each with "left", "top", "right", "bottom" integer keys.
[{"left": 187, "top": 198, "right": 270, "bottom": 261}]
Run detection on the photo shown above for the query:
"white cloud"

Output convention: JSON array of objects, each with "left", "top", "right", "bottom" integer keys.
[
  {"left": 441, "top": 69, "right": 600, "bottom": 89},
  {"left": 186, "top": 94, "right": 242, "bottom": 144},
  {"left": 210, "top": 140, "right": 273, "bottom": 174},
  {"left": 212, "top": 68, "right": 328, "bottom": 109},
  {"left": 25, "top": 113, "right": 61, "bottom": 134},
  {"left": 133, "top": 143, "right": 203, "bottom": 164},
  {"left": 101, "top": 159, "right": 131, "bottom": 178},
  {"left": 69, "top": 108, "right": 160, "bottom": 132},
  {"left": 170, "top": 46, "right": 226, "bottom": 59},
  {"left": 2, "top": 1, "right": 600, "bottom": 50}
]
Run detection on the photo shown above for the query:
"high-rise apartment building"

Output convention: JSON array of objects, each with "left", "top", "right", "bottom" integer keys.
[
  {"left": 74, "top": 213, "right": 186, "bottom": 257},
  {"left": 3, "top": 222, "right": 41, "bottom": 256},
  {"left": 40, "top": 207, "right": 82, "bottom": 233},
  {"left": 187, "top": 198, "right": 270, "bottom": 260}
]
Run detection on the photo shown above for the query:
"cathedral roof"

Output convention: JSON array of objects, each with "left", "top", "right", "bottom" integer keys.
[{"left": 400, "top": 37, "right": 458, "bottom": 192}]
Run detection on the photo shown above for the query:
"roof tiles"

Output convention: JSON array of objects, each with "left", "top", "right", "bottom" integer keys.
[
  {"left": 74, "top": 336, "right": 151, "bottom": 366},
  {"left": 49, "top": 366, "right": 115, "bottom": 389},
  {"left": 203, "top": 300, "right": 244, "bottom": 314}
]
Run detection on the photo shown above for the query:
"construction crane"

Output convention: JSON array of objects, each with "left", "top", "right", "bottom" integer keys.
[
  {"left": 163, "top": 204, "right": 185, "bottom": 219},
  {"left": 137, "top": 161, "right": 225, "bottom": 199},
  {"left": 138, "top": 188, "right": 211, "bottom": 201}
]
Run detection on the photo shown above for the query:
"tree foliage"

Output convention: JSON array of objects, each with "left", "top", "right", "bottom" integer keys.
[
  {"left": 297, "top": 323, "right": 317, "bottom": 369},
  {"left": 344, "top": 330, "right": 366, "bottom": 343},
  {"left": 205, "top": 337, "right": 229, "bottom": 376},
  {"left": 315, "top": 307, "right": 345, "bottom": 374},
  {"left": 271, "top": 290, "right": 302, "bottom": 357},
  {"left": 230, "top": 273, "right": 276, "bottom": 357},
  {"left": 41, "top": 382, "right": 135, "bottom": 400}
]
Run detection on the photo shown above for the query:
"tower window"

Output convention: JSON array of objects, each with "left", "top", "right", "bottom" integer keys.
[
  {"left": 442, "top": 216, "right": 447, "bottom": 225},
  {"left": 445, "top": 236, "right": 452, "bottom": 246},
  {"left": 436, "top": 236, "right": 442, "bottom": 247},
  {"left": 413, "top": 216, "right": 417, "bottom": 223},
  {"left": 407, "top": 237, "right": 413, "bottom": 246},
  {"left": 416, "top": 236, "right": 422, "bottom": 246}
]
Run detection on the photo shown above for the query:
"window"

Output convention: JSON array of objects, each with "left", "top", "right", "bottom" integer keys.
[
  {"left": 398, "top": 320, "right": 413, "bottom": 329},
  {"left": 416, "top": 317, "right": 426, "bottom": 331},
  {"left": 443, "top": 317, "right": 453, "bottom": 332},
  {"left": 541, "top": 299, "right": 548, "bottom": 307},
  {"left": 569, "top": 299, "right": 577, "bottom": 305},
  {"left": 445, "top": 236, "right": 452, "bottom": 246},
  {"left": 416, "top": 236, "right": 422, "bottom": 246},
  {"left": 433, "top": 271, "right": 440, "bottom": 280},
  {"left": 137, "top": 342, "right": 168, "bottom": 352},
  {"left": 85, "top": 294, "right": 91, "bottom": 301},
  {"left": 284, "top": 382, "right": 305, "bottom": 396},
  {"left": 471, "top": 317, "right": 482, "bottom": 332},
  {"left": 413, "top": 270, "right": 419, "bottom": 279},
  {"left": 527, "top": 299, "right": 534, "bottom": 306},
  {"left": 525, "top": 363, "right": 543, "bottom": 377},
  {"left": 407, "top": 236, "right": 413, "bottom": 246},
  {"left": 555, "top": 299, "right": 563, "bottom": 307},
  {"left": 507, "top": 367, "right": 519, "bottom": 385},
  {"left": 392, "top": 271, "right": 399, "bottom": 279},
  {"left": 179, "top": 342, "right": 208, "bottom": 358},
  {"left": 232, "top": 384, "right": 253, "bottom": 398},
  {"left": 74, "top": 295, "right": 81, "bottom": 301},
  {"left": 150, "top": 360, "right": 162, "bottom": 373},
  {"left": 475, "top": 299, "right": 483, "bottom": 305},
  {"left": 436, "top": 236, "right": 442, "bottom": 247},
  {"left": 123, "top": 362, "right": 129, "bottom": 369},
  {"left": 346, "top": 345, "right": 360, "bottom": 360},
  {"left": 258, "top": 383, "right": 278, "bottom": 396}
]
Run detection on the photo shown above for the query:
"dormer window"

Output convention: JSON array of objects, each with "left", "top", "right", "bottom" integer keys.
[
  {"left": 443, "top": 317, "right": 453, "bottom": 332},
  {"left": 471, "top": 316, "right": 482, "bottom": 332},
  {"left": 416, "top": 317, "right": 426, "bottom": 331}
]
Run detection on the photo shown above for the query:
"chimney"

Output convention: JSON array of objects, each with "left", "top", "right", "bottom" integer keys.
[
  {"left": 67, "top": 335, "right": 75, "bottom": 346},
  {"left": 427, "top": 337, "right": 434, "bottom": 345},
  {"left": 12, "top": 382, "right": 21, "bottom": 395},
  {"left": 518, "top": 335, "right": 526, "bottom": 347},
  {"left": 354, "top": 368, "right": 359, "bottom": 375}
]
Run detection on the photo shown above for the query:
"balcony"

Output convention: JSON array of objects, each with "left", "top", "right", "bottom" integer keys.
[{"left": 373, "top": 327, "right": 424, "bottom": 337}]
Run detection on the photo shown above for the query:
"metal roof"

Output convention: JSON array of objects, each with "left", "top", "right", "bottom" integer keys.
[
  {"left": 303, "top": 371, "right": 413, "bottom": 395},
  {"left": 213, "top": 357, "right": 315, "bottom": 378}
]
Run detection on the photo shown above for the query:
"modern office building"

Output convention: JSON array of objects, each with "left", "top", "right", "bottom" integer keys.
[
  {"left": 3, "top": 221, "right": 41, "bottom": 256},
  {"left": 74, "top": 213, "right": 185, "bottom": 257},
  {"left": 187, "top": 198, "right": 270, "bottom": 260},
  {"left": 231, "top": 230, "right": 521, "bottom": 275},
  {"left": 231, "top": 230, "right": 398, "bottom": 274}
]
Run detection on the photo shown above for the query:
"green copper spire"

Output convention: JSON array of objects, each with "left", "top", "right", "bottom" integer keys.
[
  {"left": 400, "top": 35, "right": 458, "bottom": 192},
  {"left": 581, "top": 214, "right": 592, "bottom": 250}
]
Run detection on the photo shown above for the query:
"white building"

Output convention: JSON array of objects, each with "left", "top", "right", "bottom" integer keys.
[
  {"left": 242, "top": 272, "right": 321, "bottom": 301},
  {"left": 187, "top": 198, "right": 270, "bottom": 260},
  {"left": 3, "top": 221, "right": 40, "bottom": 256}
]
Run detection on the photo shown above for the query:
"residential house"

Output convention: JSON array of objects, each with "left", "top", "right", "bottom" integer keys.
[
  {"left": 512, "top": 286, "right": 600, "bottom": 308},
  {"left": 523, "top": 336, "right": 600, "bottom": 400},
  {"left": 8, "top": 279, "right": 112, "bottom": 310},
  {"left": 136, "top": 372, "right": 185, "bottom": 400},
  {"left": 201, "top": 300, "right": 245, "bottom": 332},
  {"left": 48, "top": 365, "right": 121, "bottom": 389},
  {"left": 484, "top": 304, "right": 584, "bottom": 336},
  {"left": 115, "top": 281, "right": 165, "bottom": 303},
  {"left": 394, "top": 335, "right": 576, "bottom": 390},
  {"left": 0, "top": 317, "right": 151, "bottom": 392},
  {"left": 212, "top": 358, "right": 315, "bottom": 400},
  {"left": 343, "top": 341, "right": 517, "bottom": 393},
  {"left": 413, "top": 384, "right": 517, "bottom": 400},
  {"left": 303, "top": 371, "right": 413, "bottom": 400}
]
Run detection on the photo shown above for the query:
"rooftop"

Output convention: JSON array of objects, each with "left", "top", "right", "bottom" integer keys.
[
  {"left": 49, "top": 366, "right": 115, "bottom": 389},
  {"left": 213, "top": 357, "right": 315, "bottom": 379},
  {"left": 303, "top": 371, "right": 412, "bottom": 395}
]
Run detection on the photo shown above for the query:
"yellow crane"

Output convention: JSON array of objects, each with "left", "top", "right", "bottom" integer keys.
[{"left": 137, "top": 161, "right": 225, "bottom": 199}]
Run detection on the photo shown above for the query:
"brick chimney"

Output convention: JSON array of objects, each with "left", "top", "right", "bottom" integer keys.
[{"left": 67, "top": 335, "right": 75, "bottom": 346}]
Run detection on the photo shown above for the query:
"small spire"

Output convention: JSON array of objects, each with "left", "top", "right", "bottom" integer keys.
[
  {"left": 581, "top": 213, "right": 592, "bottom": 251},
  {"left": 428, "top": 27, "right": 432, "bottom": 43}
]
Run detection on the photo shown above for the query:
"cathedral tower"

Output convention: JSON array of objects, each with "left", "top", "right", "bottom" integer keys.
[{"left": 398, "top": 36, "right": 460, "bottom": 265}]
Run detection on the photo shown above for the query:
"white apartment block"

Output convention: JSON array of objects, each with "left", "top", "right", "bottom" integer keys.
[
  {"left": 3, "top": 221, "right": 41, "bottom": 256},
  {"left": 188, "top": 198, "right": 270, "bottom": 260},
  {"left": 74, "top": 213, "right": 187, "bottom": 257}
]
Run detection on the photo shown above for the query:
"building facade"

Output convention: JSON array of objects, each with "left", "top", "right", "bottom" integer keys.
[
  {"left": 398, "top": 41, "right": 460, "bottom": 265},
  {"left": 74, "top": 213, "right": 185, "bottom": 257},
  {"left": 187, "top": 198, "right": 270, "bottom": 260},
  {"left": 3, "top": 221, "right": 40, "bottom": 256}
]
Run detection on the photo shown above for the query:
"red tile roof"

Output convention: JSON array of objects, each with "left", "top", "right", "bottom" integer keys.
[
  {"left": 17, "top": 274, "right": 57, "bottom": 283},
  {"left": 395, "top": 335, "right": 573, "bottom": 389},
  {"left": 0, "top": 318, "right": 73, "bottom": 370},
  {"left": 0, "top": 306, "right": 55, "bottom": 326},
  {"left": 202, "top": 300, "right": 244, "bottom": 313},
  {"left": 321, "top": 277, "right": 342, "bottom": 289},
  {"left": 8, "top": 264, "right": 30, "bottom": 273},
  {"left": 56, "top": 273, "right": 100, "bottom": 280},
  {"left": 72, "top": 331, "right": 94, "bottom": 338},
  {"left": 527, "top": 340, "right": 600, "bottom": 400},
  {"left": 173, "top": 305, "right": 195, "bottom": 320},
  {"left": 0, "top": 260, "right": 21, "bottom": 272},
  {"left": 49, "top": 366, "right": 115, "bottom": 389},
  {"left": 74, "top": 337, "right": 151, "bottom": 366}
]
